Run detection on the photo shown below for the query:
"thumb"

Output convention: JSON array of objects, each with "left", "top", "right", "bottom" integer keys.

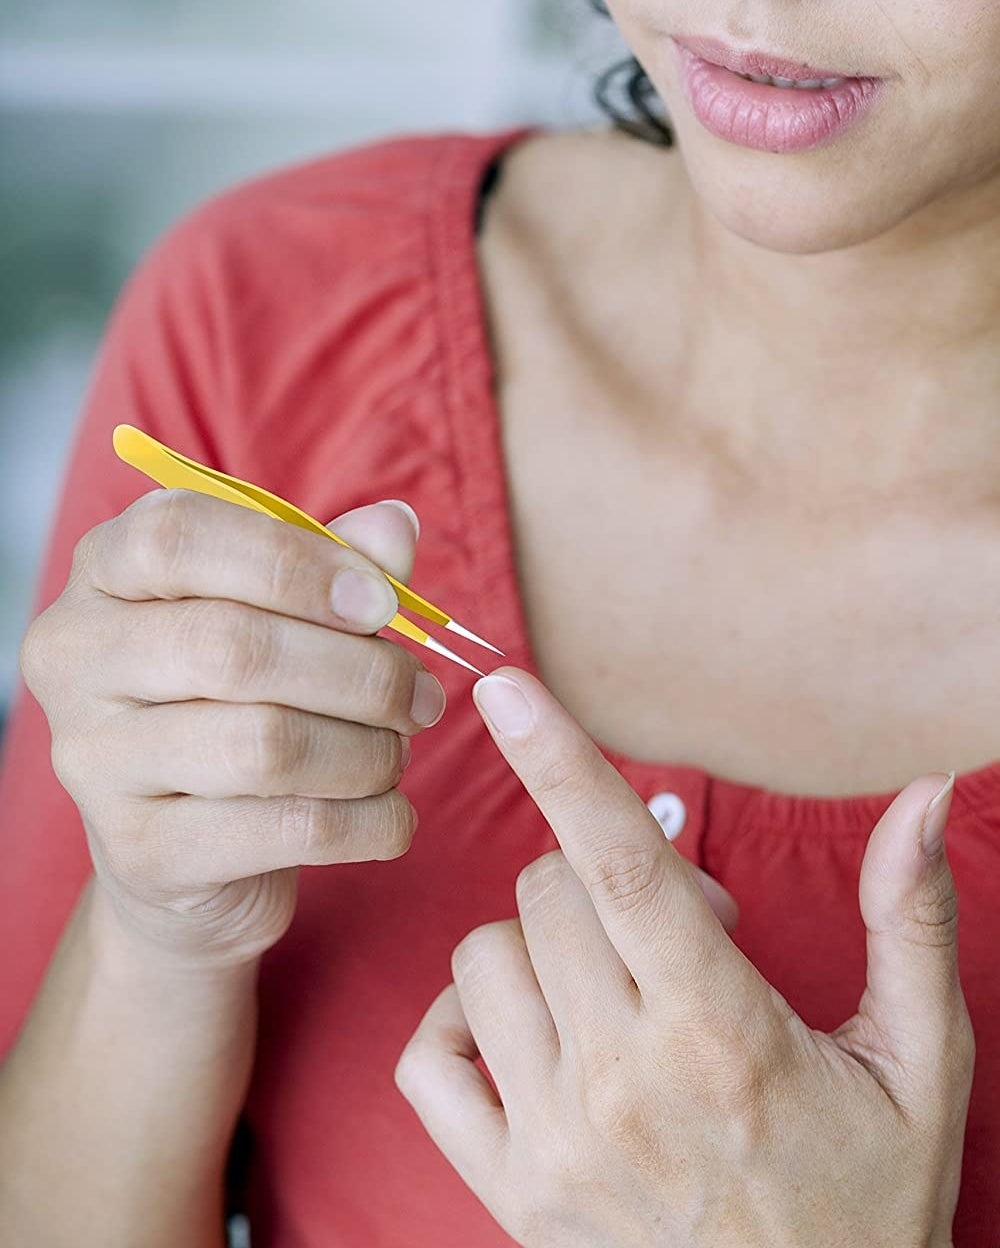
[
  {"left": 848, "top": 771, "right": 971, "bottom": 1083},
  {"left": 325, "top": 499, "right": 420, "bottom": 585}
]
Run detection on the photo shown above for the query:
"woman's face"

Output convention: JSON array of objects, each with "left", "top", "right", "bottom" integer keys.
[{"left": 605, "top": 1, "right": 1000, "bottom": 253}]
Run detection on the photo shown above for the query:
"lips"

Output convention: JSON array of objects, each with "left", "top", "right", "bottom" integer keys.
[
  {"left": 671, "top": 35, "right": 885, "bottom": 154},
  {"left": 674, "top": 34, "right": 858, "bottom": 85}
]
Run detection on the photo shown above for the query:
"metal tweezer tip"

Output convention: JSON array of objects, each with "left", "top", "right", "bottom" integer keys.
[
  {"left": 424, "top": 635, "right": 486, "bottom": 677},
  {"left": 444, "top": 619, "right": 505, "bottom": 657}
]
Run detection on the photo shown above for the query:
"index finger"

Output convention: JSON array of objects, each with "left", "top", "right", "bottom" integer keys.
[
  {"left": 77, "top": 488, "right": 400, "bottom": 634},
  {"left": 472, "top": 668, "right": 750, "bottom": 1011}
]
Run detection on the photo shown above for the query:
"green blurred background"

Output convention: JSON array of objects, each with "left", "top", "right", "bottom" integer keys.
[{"left": 0, "top": 0, "right": 627, "bottom": 737}]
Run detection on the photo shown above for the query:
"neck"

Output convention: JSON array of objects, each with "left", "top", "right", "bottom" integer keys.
[{"left": 661, "top": 158, "right": 1000, "bottom": 499}]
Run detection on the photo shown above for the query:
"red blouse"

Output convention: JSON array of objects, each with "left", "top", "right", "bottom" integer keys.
[{"left": 1, "top": 126, "right": 998, "bottom": 1245}]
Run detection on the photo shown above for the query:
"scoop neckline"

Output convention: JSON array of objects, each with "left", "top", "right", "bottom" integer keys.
[{"left": 430, "top": 125, "right": 1000, "bottom": 832}]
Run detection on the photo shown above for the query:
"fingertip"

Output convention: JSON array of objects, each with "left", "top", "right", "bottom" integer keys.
[
  {"left": 472, "top": 672, "right": 534, "bottom": 740},
  {"left": 381, "top": 499, "right": 421, "bottom": 540}
]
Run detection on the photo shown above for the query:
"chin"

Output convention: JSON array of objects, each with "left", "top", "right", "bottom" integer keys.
[{"left": 671, "top": 123, "right": 940, "bottom": 255}]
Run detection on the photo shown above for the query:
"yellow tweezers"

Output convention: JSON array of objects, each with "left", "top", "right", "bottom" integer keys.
[{"left": 112, "top": 424, "right": 503, "bottom": 676}]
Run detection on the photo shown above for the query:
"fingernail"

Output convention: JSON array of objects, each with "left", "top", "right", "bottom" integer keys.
[
  {"left": 410, "top": 671, "right": 446, "bottom": 727},
  {"left": 330, "top": 568, "right": 397, "bottom": 629},
  {"left": 381, "top": 499, "right": 420, "bottom": 540},
  {"left": 922, "top": 771, "right": 955, "bottom": 858},
  {"left": 399, "top": 735, "right": 412, "bottom": 771},
  {"left": 473, "top": 675, "right": 533, "bottom": 740}
]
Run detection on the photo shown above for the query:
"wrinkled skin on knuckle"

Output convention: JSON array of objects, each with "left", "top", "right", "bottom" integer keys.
[
  {"left": 263, "top": 527, "right": 314, "bottom": 605},
  {"left": 214, "top": 602, "right": 275, "bottom": 696},
  {"left": 530, "top": 752, "right": 601, "bottom": 815},
  {"left": 172, "top": 599, "right": 265, "bottom": 698},
  {"left": 275, "top": 793, "right": 333, "bottom": 862},
  {"left": 354, "top": 642, "right": 416, "bottom": 726},
  {"left": 367, "top": 726, "right": 406, "bottom": 793},
  {"left": 372, "top": 790, "right": 417, "bottom": 860},
  {"left": 516, "top": 849, "right": 570, "bottom": 913},
  {"left": 667, "top": 1005, "right": 784, "bottom": 1162},
  {"left": 900, "top": 869, "right": 960, "bottom": 949},
  {"left": 451, "top": 919, "right": 513, "bottom": 987},
  {"left": 584, "top": 842, "right": 665, "bottom": 916},
  {"left": 128, "top": 488, "right": 194, "bottom": 588},
  {"left": 232, "top": 703, "right": 303, "bottom": 797}
]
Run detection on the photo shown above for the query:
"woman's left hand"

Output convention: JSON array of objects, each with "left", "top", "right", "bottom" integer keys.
[{"left": 394, "top": 668, "right": 974, "bottom": 1248}]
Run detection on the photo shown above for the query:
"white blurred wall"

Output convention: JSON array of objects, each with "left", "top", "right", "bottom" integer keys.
[{"left": 0, "top": 0, "right": 630, "bottom": 719}]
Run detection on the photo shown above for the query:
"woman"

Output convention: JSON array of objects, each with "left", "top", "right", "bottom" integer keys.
[{"left": 0, "top": 1, "right": 995, "bottom": 1243}]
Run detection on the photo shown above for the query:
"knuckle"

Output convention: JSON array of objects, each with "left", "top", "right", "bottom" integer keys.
[
  {"left": 19, "top": 602, "right": 80, "bottom": 704},
  {"left": 275, "top": 794, "right": 336, "bottom": 861},
  {"left": 67, "top": 523, "right": 101, "bottom": 586},
  {"left": 356, "top": 644, "right": 415, "bottom": 723},
  {"left": 393, "top": 1043, "right": 422, "bottom": 1095},
  {"left": 49, "top": 732, "right": 84, "bottom": 792},
  {"left": 180, "top": 599, "right": 272, "bottom": 697},
  {"left": 233, "top": 704, "right": 304, "bottom": 796},
  {"left": 17, "top": 616, "right": 46, "bottom": 687},
  {"left": 264, "top": 529, "right": 311, "bottom": 605},
  {"left": 674, "top": 1010, "right": 779, "bottom": 1153},
  {"left": 578, "top": 1060, "right": 652, "bottom": 1153},
  {"left": 128, "top": 488, "right": 193, "bottom": 582},
  {"left": 902, "top": 869, "right": 960, "bottom": 948},
  {"left": 369, "top": 727, "right": 406, "bottom": 791},
  {"left": 451, "top": 920, "right": 508, "bottom": 984},
  {"left": 339, "top": 790, "right": 416, "bottom": 862},
  {"left": 585, "top": 843, "right": 664, "bottom": 915},
  {"left": 368, "top": 790, "right": 417, "bottom": 860},
  {"left": 515, "top": 850, "right": 569, "bottom": 911},
  {"left": 529, "top": 752, "right": 598, "bottom": 810}
]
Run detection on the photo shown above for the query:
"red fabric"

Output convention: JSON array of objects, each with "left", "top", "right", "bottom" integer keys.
[{"left": 1, "top": 127, "right": 998, "bottom": 1246}]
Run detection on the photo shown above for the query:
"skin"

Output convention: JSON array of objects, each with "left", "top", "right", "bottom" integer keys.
[
  {"left": 0, "top": 494, "right": 734, "bottom": 1245},
  {"left": 394, "top": 1, "right": 1000, "bottom": 1240},
  {"left": 1, "top": 1, "right": 997, "bottom": 1242},
  {"left": 397, "top": 672, "right": 972, "bottom": 1246},
  {"left": 0, "top": 495, "right": 442, "bottom": 1243}
]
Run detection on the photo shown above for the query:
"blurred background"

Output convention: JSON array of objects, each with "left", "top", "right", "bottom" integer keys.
[{"left": 0, "top": 0, "right": 631, "bottom": 738}]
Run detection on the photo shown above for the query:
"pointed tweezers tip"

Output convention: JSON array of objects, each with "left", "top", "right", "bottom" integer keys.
[
  {"left": 445, "top": 619, "right": 506, "bottom": 657},
  {"left": 424, "top": 635, "right": 486, "bottom": 677}
]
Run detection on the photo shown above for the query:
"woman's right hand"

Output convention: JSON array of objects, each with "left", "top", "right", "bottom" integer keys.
[{"left": 17, "top": 487, "right": 445, "bottom": 966}]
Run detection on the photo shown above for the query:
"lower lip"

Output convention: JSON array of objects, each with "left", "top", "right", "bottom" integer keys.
[{"left": 673, "top": 42, "right": 883, "bottom": 153}]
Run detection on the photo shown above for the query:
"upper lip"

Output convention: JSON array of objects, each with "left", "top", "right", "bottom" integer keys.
[{"left": 673, "top": 34, "right": 870, "bottom": 82}]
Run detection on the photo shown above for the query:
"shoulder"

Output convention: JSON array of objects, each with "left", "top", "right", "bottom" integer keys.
[
  {"left": 178, "top": 129, "right": 489, "bottom": 240},
  {"left": 97, "top": 129, "right": 529, "bottom": 484},
  {"left": 132, "top": 129, "right": 519, "bottom": 307}
]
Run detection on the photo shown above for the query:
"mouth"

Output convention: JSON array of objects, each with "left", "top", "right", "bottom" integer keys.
[
  {"left": 675, "top": 34, "right": 866, "bottom": 86},
  {"left": 671, "top": 34, "right": 885, "bottom": 154}
]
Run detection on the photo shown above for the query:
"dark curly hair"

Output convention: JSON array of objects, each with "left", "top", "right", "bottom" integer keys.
[{"left": 589, "top": 0, "right": 674, "bottom": 146}]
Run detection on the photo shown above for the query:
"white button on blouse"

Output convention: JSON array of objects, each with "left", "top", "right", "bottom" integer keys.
[{"left": 646, "top": 791, "right": 687, "bottom": 841}]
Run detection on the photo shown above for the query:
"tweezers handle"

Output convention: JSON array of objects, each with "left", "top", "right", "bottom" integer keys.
[{"left": 111, "top": 425, "right": 442, "bottom": 643}]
